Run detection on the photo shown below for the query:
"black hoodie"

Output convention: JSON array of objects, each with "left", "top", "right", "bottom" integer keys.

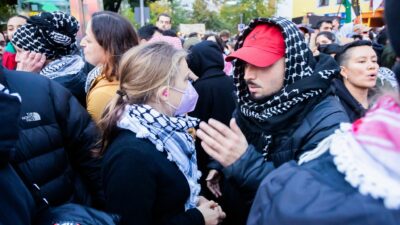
[{"left": 187, "top": 41, "right": 236, "bottom": 178}]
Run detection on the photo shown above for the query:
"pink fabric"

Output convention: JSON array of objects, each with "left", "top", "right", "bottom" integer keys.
[
  {"left": 148, "top": 35, "right": 183, "bottom": 50},
  {"left": 352, "top": 95, "right": 400, "bottom": 154},
  {"left": 223, "top": 54, "right": 233, "bottom": 76}
]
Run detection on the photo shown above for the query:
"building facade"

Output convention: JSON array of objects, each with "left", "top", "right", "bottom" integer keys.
[{"left": 292, "top": 0, "right": 371, "bottom": 19}]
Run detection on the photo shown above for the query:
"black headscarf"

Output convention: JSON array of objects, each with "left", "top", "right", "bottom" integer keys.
[{"left": 233, "top": 17, "right": 340, "bottom": 156}]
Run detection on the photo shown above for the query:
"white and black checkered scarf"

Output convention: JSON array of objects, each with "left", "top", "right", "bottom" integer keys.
[
  {"left": 233, "top": 17, "right": 340, "bottom": 158},
  {"left": 11, "top": 11, "right": 79, "bottom": 60},
  {"left": 117, "top": 104, "right": 201, "bottom": 210}
]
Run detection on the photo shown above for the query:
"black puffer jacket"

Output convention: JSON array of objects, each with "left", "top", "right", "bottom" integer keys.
[
  {"left": 1, "top": 66, "right": 104, "bottom": 208},
  {"left": 0, "top": 81, "right": 35, "bottom": 225}
]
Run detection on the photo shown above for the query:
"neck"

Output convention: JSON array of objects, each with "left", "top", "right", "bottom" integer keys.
[
  {"left": 343, "top": 80, "right": 369, "bottom": 108},
  {"left": 147, "top": 101, "right": 174, "bottom": 117}
]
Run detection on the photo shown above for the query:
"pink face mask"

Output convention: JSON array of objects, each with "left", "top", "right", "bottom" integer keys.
[{"left": 168, "top": 82, "right": 199, "bottom": 116}]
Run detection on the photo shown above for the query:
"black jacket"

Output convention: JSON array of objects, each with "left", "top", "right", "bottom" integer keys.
[
  {"left": 0, "top": 83, "right": 35, "bottom": 225},
  {"left": 332, "top": 79, "right": 366, "bottom": 122},
  {"left": 1, "top": 66, "right": 104, "bottom": 208},
  {"left": 248, "top": 152, "right": 400, "bottom": 225},
  {"left": 102, "top": 129, "right": 204, "bottom": 225},
  {"left": 224, "top": 95, "right": 349, "bottom": 200},
  {"left": 187, "top": 41, "right": 236, "bottom": 175}
]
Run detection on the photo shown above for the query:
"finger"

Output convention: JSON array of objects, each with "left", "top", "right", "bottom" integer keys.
[
  {"left": 33, "top": 52, "right": 42, "bottom": 63},
  {"left": 40, "top": 54, "right": 46, "bottom": 63},
  {"left": 197, "top": 129, "right": 224, "bottom": 154},
  {"left": 201, "top": 141, "right": 224, "bottom": 164},
  {"left": 208, "top": 118, "right": 236, "bottom": 139},
  {"left": 229, "top": 118, "right": 244, "bottom": 137},
  {"left": 198, "top": 121, "right": 229, "bottom": 147},
  {"left": 28, "top": 52, "right": 36, "bottom": 60},
  {"left": 215, "top": 185, "right": 222, "bottom": 197}
]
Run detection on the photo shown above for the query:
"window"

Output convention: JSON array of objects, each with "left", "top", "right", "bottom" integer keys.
[{"left": 319, "top": 0, "right": 329, "bottom": 7}]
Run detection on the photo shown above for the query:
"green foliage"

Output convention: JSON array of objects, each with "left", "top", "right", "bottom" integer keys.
[
  {"left": 121, "top": 6, "right": 140, "bottom": 29},
  {"left": 132, "top": 0, "right": 280, "bottom": 33},
  {"left": 0, "top": 2, "right": 16, "bottom": 27}
]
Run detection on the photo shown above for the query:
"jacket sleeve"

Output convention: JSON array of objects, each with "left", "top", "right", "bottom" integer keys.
[
  {"left": 49, "top": 80, "right": 104, "bottom": 208},
  {"left": 103, "top": 146, "right": 204, "bottom": 225},
  {"left": 295, "top": 97, "right": 350, "bottom": 158},
  {"left": 222, "top": 145, "right": 275, "bottom": 201}
]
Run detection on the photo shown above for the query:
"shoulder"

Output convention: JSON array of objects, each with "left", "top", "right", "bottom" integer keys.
[
  {"left": 304, "top": 95, "right": 349, "bottom": 128},
  {"left": 103, "top": 129, "right": 160, "bottom": 165},
  {"left": 4, "top": 69, "right": 52, "bottom": 90}
]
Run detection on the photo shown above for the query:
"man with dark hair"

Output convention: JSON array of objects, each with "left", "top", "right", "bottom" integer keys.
[
  {"left": 156, "top": 13, "right": 172, "bottom": 31},
  {"left": 316, "top": 19, "right": 333, "bottom": 32},
  {"left": 137, "top": 24, "right": 162, "bottom": 44},
  {"left": 196, "top": 17, "right": 348, "bottom": 221}
]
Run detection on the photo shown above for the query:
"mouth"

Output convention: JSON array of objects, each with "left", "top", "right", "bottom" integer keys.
[
  {"left": 247, "top": 83, "right": 261, "bottom": 92},
  {"left": 368, "top": 73, "right": 377, "bottom": 79}
]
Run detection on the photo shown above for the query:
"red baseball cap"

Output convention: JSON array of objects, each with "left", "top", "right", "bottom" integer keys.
[{"left": 226, "top": 24, "right": 285, "bottom": 67}]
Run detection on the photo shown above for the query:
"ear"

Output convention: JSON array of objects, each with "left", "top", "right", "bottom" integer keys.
[
  {"left": 340, "top": 66, "right": 348, "bottom": 80},
  {"left": 157, "top": 86, "right": 170, "bottom": 102}
]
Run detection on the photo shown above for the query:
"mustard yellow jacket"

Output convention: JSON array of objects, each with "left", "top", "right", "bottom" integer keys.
[{"left": 87, "top": 75, "right": 119, "bottom": 123}]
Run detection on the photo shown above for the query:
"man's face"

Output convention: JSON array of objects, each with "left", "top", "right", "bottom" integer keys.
[
  {"left": 319, "top": 22, "right": 333, "bottom": 32},
  {"left": 332, "top": 19, "right": 340, "bottom": 30},
  {"left": 244, "top": 58, "right": 285, "bottom": 100},
  {"left": 156, "top": 15, "right": 171, "bottom": 31}
]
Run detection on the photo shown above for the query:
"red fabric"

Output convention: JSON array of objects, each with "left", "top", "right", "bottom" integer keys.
[
  {"left": 2, "top": 52, "right": 17, "bottom": 70},
  {"left": 352, "top": 95, "right": 400, "bottom": 154},
  {"left": 226, "top": 24, "right": 285, "bottom": 67}
]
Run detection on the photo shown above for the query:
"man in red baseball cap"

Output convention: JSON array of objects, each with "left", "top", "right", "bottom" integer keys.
[{"left": 196, "top": 17, "right": 348, "bottom": 223}]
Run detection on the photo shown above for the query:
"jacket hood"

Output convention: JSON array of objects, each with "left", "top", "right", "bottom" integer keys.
[{"left": 187, "top": 41, "right": 225, "bottom": 79}]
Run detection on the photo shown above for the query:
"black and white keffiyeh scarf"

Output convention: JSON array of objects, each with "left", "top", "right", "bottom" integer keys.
[
  {"left": 11, "top": 11, "right": 79, "bottom": 60},
  {"left": 40, "top": 55, "right": 84, "bottom": 79},
  {"left": 85, "top": 66, "right": 103, "bottom": 93},
  {"left": 117, "top": 104, "right": 201, "bottom": 210},
  {"left": 233, "top": 17, "right": 340, "bottom": 158}
]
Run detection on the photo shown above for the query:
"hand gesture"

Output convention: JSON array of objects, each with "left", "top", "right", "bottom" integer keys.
[
  {"left": 16, "top": 51, "right": 46, "bottom": 73},
  {"left": 196, "top": 118, "right": 248, "bottom": 167},
  {"left": 197, "top": 200, "right": 226, "bottom": 225},
  {"left": 206, "top": 170, "right": 222, "bottom": 198}
]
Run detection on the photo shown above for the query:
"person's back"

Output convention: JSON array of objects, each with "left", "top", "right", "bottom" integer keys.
[
  {"left": 0, "top": 82, "right": 35, "bottom": 225},
  {"left": 1, "top": 66, "right": 103, "bottom": 208},
  {"left": 248, "top": 95, "right": 400, "bottom": 225},
  {"left": 187, "top": 40, "right": 236, "bottom": 178}
]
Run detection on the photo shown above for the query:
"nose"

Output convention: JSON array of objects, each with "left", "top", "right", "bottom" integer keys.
[
  {"left": 80, "top": 37, "right": 86, "bottom": 47},
  {"left": 244, "top": 64, "right": 256, "bottom": 81},
  {"left": 368, "top": 61, "right": 378, "bottom": 71}
]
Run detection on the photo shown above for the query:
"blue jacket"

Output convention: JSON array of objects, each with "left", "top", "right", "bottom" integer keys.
[
  {"left": 1, "top": 66, "right": 104, "bottom": 208},
  {"left": 223, "top": 95, "right": 349, "bottom": 201},
  {"left": 248, "top": 152, "right": 400, "bottom": 225}
]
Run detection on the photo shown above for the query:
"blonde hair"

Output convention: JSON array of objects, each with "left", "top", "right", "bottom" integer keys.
[{"left": 96, "top": 42, "right": 187, "bottom": 155}]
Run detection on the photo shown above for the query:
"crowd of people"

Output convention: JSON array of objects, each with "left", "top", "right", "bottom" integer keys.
[{"left": 1, "top": 1, "right": 400, "bottom": 224}]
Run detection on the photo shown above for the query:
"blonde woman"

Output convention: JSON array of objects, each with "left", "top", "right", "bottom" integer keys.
[
  {"left": 80, "top": 11, "right": 138, "bottom": 122},
  {"left": 98, "top": 42, "right": 226, "bottom": 225}
]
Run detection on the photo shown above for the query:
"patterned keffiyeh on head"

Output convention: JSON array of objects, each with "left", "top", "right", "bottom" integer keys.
[
  {"left": 117, "top": 104, "right": 201, "bottom": 210},
  {"left": 233, "top": 17, "right": 340, "bottom": 157},
  {"left": 11, "top": 11, "right": 79, "bottom": 60}
]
